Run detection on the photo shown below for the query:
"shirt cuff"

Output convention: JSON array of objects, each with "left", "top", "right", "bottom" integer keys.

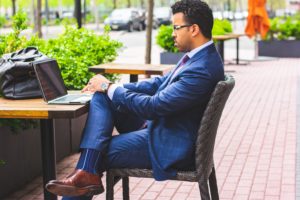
[{"left": 107, "top": 84, "right": 123, "bottom": 100}]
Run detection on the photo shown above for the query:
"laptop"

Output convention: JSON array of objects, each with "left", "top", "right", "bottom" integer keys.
[{"left": 33, "top": 59, "right": 92, "bottom": 104}]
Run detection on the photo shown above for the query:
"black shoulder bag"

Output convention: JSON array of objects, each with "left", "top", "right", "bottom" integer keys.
[{"left": 0, "top": 47, "right": 48, "bottom": 99}]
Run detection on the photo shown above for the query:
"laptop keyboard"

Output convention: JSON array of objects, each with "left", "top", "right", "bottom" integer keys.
[{"left": 55, "top": 94, "right": 91, "bottom": 102}]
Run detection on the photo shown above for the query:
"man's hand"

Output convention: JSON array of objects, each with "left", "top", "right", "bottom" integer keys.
[{"left": 82, "top": 74, "right": 111, "bottom": 93}]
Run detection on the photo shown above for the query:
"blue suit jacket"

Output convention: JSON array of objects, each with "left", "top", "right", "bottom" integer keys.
[{"left": 111, "top": 43, "right": 224, "bottom": 180}]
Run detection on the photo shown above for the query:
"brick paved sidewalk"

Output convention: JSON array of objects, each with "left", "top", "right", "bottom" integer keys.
[{"left": 4, "top": 59, "right": 299, "bottom": 200}]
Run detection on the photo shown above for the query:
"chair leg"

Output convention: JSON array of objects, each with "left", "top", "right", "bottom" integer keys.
[
  {"left": 209, "top": 167, "right": 219, "bottom": 200},
  {"left": 122, "top": 177, "right": 130, "bottom": 200},
  {"left": 198, "top": 180, "right": 210, "bottom": 200},
  {"left": 106, "top": 171, "right": 115, "bottom": 200}
]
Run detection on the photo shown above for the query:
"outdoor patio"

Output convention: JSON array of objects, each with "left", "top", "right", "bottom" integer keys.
[{"left": 3, "top": 57, "right": 299, "bottom": 200}]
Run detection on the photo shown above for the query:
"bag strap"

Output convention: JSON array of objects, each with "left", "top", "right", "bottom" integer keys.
[{"left": 10, "top": 47, "right": 42, "bottom": 62}]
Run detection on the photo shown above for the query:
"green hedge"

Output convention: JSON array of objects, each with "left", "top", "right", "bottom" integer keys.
[
  {"left": 266, "top": 14, "right": 300, "bottom": 40},
  {"left": 156, "top": 19, "right": 233, "bottom": 53},
  {"left": 0, "top": 11, "right": 123, "bottom": 131},
  {"left": 0, "top": 16, "right": 5, "bottom": 28}
]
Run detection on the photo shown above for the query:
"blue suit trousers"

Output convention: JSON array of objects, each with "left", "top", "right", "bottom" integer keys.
[{"left": 63, "top": 92, "right": 152, "bottom": 200}]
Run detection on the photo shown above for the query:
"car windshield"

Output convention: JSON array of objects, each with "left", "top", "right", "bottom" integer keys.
[
  {"left": 154, "top": 8, "right": 170, "bottom": 18},
  {"left": 111, "top": 9, "right": 131, "bottom": 19}
]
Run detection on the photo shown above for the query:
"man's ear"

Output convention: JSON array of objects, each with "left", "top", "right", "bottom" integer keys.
[{"left": 191, "top": 24, "right": 201, "bottom": 37}]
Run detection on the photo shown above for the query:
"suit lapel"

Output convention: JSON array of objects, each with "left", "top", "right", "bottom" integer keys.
[
  {"left": 157, "top": 43, "right": 216, "bottom": 91},
  {"left": 164, "top": 55, "right": 186, "bottom": 84},
  {"left": 167, "top": 44, "right": 216, "bottom": 84}
]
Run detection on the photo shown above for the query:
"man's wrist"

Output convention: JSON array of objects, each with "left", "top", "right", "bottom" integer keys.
[
  {"left": 107, "top": 83, "right": 123, "bottom": 100},
  {"left": 100, "top": 81, "right": 112, "bottom": 93}
]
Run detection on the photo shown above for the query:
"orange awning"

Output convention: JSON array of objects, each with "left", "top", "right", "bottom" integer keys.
[{"left": 245, "top": 0, "right": 270, "bottom": 39}]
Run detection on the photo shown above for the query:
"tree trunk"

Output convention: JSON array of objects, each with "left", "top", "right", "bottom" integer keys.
[
  {"left": 83, "top": 0, "right": 86, "bottom": 24},
  {"left": 12, "top": 0, "right": 16, "bottom": 15},
  {"left": 93, "top": 0, "right": 99, "bottom": 30},
  {"left": 145, "top": 0, "right": 154, "bottom": 64},
  {"left": 31, "top": 0, "right": 35, "bottom": 27},
  {"left": 127, "top": 0, "right": 131, "bottom": 8},
  {"left": 75, "top": 0, "right": 82, "bottom": 28},
  {"left": 36, "top": 0, "right": 42, "bottom": 38},
  {"left": 59, "top": 0, "right": 63, "bottom": 19},
  {"left": 140, "top": 0, "right": 145, "bottom": 8},
  {"left": 160, "top": 0, "right": 164, "bottom": 6},
  {"left": 113, "top": 0, "right": 117, "bottom": 9},
  {"left": 45, "top": 0, "right": 49, "bottom": 25}
]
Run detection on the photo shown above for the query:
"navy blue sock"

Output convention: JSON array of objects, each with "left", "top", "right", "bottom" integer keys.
[{"left": 76, "top": 149, "right": 101, "bottom": 174}]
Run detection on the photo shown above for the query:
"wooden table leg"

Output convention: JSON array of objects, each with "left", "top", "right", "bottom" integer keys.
[
  {"left": 40, "top": 119, "right": 57, "bottom": 200},
  {"left": 130, "top": 74, "right": 138, "bottom": 82},
  {"left": 216, "top": 41, "right": 224, "bottom": 62}
]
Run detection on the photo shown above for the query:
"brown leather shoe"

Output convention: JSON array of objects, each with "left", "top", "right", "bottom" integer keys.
[{"left": 45, "top": 169, "right": 104, "bottom": 196}]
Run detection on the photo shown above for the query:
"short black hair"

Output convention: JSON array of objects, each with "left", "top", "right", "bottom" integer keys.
[{"left": 171, "top": 0, "right": 213, "bottom": 39}]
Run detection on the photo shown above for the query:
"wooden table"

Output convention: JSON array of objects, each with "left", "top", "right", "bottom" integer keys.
[
  {"left": 213, "top": 33, "right": 245, "bottom": 64},
  {"left": 0, "top": 98, "right": 89, "bottom": 200},
  {"left": 89, "top": 63, "right": 174, "bottom": 82}
]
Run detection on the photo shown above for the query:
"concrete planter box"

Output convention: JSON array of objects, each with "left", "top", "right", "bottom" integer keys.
[
  {"left": 258, "top": 40, "right": 300, "bottom": 58},
  {"left": 0, "top": 114, "right": 87, "bottom": 198},
  {"left": 160, "top": 52, "right": 185, "bottom": 64},
  {"left": 0, "top": 126, "right": 41, "bottom": 198}
]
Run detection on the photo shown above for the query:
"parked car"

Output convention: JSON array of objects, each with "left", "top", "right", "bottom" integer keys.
[
  {"left": 234, "top": 11, "right": 244, "bottom": 20},
  {"left": 136, "top": 8, "right": 146, "bottom": 30},
  {"left": 41, "top": 11, "right": 60, "bottom": 20},
  {"left": 222, "top": 11, "right": 234, "bottom": 20},
  {"left": 213, "top": 11, "right": 223, "bottom": 20},
  {"left": 153, "top": 7, "right": 172, "bottom": 26},
  {"left": 104, "top": 8, "right": 144, "bottom": 32},
  {"left": 144, "top": 12, "right": 159, "bottom": 29},
  {"left": 62, "top": 11, "right": 74, "bottom": 18}
]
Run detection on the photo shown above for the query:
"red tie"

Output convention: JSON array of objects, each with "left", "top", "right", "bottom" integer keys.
[
  {"left": 180, "top": 55, "right": 189, "bottom": 66},
  {"left": 169, "top": 55, "right": 190, "bottom": 81}
]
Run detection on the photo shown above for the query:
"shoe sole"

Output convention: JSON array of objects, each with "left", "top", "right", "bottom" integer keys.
[{"left": 45, "top": 182, "right": 104, "bottom": 196}]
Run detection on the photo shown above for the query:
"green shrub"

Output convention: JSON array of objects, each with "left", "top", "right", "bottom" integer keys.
[
  {"left": 266, "top": 14, "right": 300, "bottom": 40},
  {"left": 0, "top": 119, "right": 39, "bottom": 132},
  {"left": 0, "top": 160, "right": 4, "bottom": 166},
  {"left": 61, "top": 17, "right": 77, "bottom": 26},
  {"left": 156, "top": 25, "right": 178, "bottom": 53},
  {"left": 0, "top": 11, "right": 123, "bottom": 132},
  {"left": 0, "top": 16, "right": 6, "bottom": 28},
  {"left": 1, "top": 14, "right": 122, "bottom": 90},
  {"left": 85, "top": 13, "right": 95, "bottom": 23},
  {"left": 212, "top": 19, "right": 233, "bottom": 36},
  {"left": 0, "top": 11, "right": 29, "bottom": 55},
  {"left": 40, "top": 26, "right": 122, "bottom": 89},
  {"left": 156, "top": 19, "right": 233, "bottom": 52}
]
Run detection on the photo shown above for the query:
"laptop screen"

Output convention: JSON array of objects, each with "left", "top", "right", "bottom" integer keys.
[{"left": 34, "top": 59, "right": 68, "bottom": 101}]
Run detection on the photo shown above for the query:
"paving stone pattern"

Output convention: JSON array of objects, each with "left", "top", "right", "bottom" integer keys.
[{"left": 4, "top": 59, "right": 299, "bottom": 200}]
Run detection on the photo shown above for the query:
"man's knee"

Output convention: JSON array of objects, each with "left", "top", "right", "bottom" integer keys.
[
  {"left": 104, "top": 131, "right": 151, "bottom": 169},
  {"left": 91, "top": 92, "right": 110, "bottom": 104},
  {"left": 89, "top": 92, "right": 114, "bottom": 111}
]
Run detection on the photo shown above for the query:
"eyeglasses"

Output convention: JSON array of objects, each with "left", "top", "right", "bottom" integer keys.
[{"left": 173, "top": 24, "right": 193, "bottom": 31}]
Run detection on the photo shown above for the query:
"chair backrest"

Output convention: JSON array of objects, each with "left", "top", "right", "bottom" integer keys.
[{"left": 195, "top": 74, "right": 235, "bottom": 180}]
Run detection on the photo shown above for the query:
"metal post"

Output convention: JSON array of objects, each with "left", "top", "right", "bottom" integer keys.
[
  {"left": 217, "top": 41, "right": 224, "bottom": 62},
  {"left": 236, "top": 37, "right": 239, "bottom": 64},
  {"left": 130, "top": 75, "right": 138, "bottom": 82},
  {"left": 40, "top": 119, "right": 57, "bottom": 200}
]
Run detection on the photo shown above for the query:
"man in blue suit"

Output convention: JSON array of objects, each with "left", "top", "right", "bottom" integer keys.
[{"left": 46, "top": 0, "right": 224, "bottom": 198}]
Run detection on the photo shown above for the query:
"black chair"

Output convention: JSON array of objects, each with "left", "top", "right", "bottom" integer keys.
[{"left": 106, "top": 74, "right": 235, "bottom": 200}]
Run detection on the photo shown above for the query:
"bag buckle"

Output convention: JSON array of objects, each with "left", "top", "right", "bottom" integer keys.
[{"left": 28, "top": 70, "right": 36, "bottom": 77}]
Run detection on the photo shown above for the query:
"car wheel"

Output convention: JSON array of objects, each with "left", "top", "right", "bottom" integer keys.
[
  {"left": 127, "top": 23, "right": 134, "bottom": 32},
  {"left": 138, "top": 23, "right": 143, "bottom": 31}
]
